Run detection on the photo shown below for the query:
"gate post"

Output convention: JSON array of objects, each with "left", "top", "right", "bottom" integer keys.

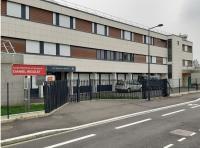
[
  {"left": 89, "top": 79, "right": 92, "bottom": 100},
  {"left": 76, "top": 79, "right": 80, "bottom": 102},
  {"left": 142, "top": 80, "right": 147, "bottom": 99},
  {"left": 162, "top": 79, "right": 169, "bottom": 97}
]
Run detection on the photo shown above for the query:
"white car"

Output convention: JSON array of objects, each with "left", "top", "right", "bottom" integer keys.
[{"left": 115, "top": 80, "right": 142, "bottom": 92}]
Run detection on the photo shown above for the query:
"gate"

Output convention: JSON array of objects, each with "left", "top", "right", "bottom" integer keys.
[
  {"left": 44, "top": 80, "right": 69, "bottom": 113},
  {"left": 142, "top": 79, "right": 169, "bottom": 99}
]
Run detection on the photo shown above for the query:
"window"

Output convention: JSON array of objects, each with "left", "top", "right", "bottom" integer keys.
[
  {"left": 53, "top": 13, "right": 75, "bottom": 29},
  {"left": 188, "top": 46, "right": 192, "bottom": 53},
  {"left": 119, "top": 52, "right": 123, "bottom": 61},
  {"left": 182, "top": 44, "right": 186, "bottom": 51},
  {"left": 26, "top": 40, "right": 40, "bottom": 54},
  {"left": 44, "top": 43, "right": 56, "bottom": 55},
  {"left": 110, "top": 51, "right": 114, "bottom": 60},
  {"left": 7, "top": 2, "right": 29, "bottom": 19},
  {"left": 116, "top": 52, "right": 120, "bottom": 61},
  {"left": 106, "top": 50, "right": 111, "bottom": 60},
  {"left": 92, "top": 23, "right": 108, "bottom": 36},
  {"left": 97, "top": 50, "right": 101, "bottom": 60},
  {"left": 168, "top": 65, "right": 172, "bottom": 79},
  {"left": 168, "top": 39, "right": 172, "bottom": 62},
  {"left": 122, "top": 53, "right": 129, "bottom": 61},
  {"left": 100, "top": 50, "right": 105, "bottom": 60},
  {"left": 121, "top": 30, "right": 132, "bottom": 41},
  {"left": 144, "top": 35, "right": 154, "bottom": 45},
  {"left": 59, "top": 14, "right": 70, "bottom": 28},
  {"left": 60, "top": 44, "right": 70, "bottom": 56},
  {"left": 124, "top": 31, "right": 132, "bottom": 41},
  {"left": 152, "top": 56, "right": 157, "bottom": 64}
]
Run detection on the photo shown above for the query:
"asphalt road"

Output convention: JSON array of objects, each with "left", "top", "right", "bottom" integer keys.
[{"left": 3, "top": 99, "right": 200, "bottom": 148}]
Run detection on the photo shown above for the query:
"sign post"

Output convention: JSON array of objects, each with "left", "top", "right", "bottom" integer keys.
[{"left": 12, "top": 64, "right": 46, "bottom": 111}]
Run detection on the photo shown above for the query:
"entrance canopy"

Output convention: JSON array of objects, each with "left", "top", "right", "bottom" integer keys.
[{"left": 46, "top": 65, "right": 76, "bottom": 72}]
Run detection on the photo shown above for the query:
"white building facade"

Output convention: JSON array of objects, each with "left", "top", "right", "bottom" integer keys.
[{"left": 1, "top": 0, "right": 193, "bottom": 103}]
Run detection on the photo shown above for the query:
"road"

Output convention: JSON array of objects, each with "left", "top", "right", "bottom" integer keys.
[{"left": 3, "top": 99, "right": 200, "bottom": 148}]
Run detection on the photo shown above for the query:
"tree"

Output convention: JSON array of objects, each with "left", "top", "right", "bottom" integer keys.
[{"left": 193, "top": 59, "right": 200, "bottom": 69}]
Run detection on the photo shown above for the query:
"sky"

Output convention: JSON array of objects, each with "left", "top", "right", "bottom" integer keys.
[{"left": 55, "top": 0, "right": 200, "bottom": 61}]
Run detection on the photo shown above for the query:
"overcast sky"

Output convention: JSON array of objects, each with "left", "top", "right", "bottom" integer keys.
[{"left": 56, "top": 0, "right": 200, "bottom": 61}]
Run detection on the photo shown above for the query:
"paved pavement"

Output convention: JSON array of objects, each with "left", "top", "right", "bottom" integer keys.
[
  {"left": 1, "top": 93, "right": 200, "bottom": 140},
  {"left": 2, "top": 94, "right": 200, "bottom": 148}
]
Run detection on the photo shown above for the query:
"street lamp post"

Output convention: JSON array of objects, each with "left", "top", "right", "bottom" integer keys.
[{"left": 147, "top": 24, "right": 163, "bottom": 101}]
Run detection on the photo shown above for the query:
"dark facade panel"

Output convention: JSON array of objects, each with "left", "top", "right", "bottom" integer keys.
[
  {"left": 76, "top": 18, "right": 92, "bottom": 33},
  {"left": 134, "top": 54, "right": 146, "bottom": 63},
  {"left": 1, "top": 37, "right": 26, "bottom": 53},
  {"left": 29, "top": 7, "right": 53, "bottom": 25},
  {"left": 134, "top": 33, "right": 143, "bottom": 43},
  {"left": 156, "top": 57, "right": 163, "bottom": 65},
  {"left": 109, "top": 27, "right": 121, "bottom": 39},
  {"left": 71, "top": 46, "right": 97, "bottom": 59},
  {"left": 1, "top": 0, "right": 7, "bottom": 16}
]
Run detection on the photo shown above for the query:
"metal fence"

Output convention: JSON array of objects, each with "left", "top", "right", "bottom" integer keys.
[
  {"left": 44, "top": 79, "right": 168, "bottom": 113},
  {"left": 1, "top": 81, "right": 44, "bottom": 119},
  {"left": 168, "top": 78, "right": 200, "bottom": 94}
]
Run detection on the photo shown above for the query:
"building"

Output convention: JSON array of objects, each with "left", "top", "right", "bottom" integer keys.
[{"left": 1, "top": 0, "right": 193, "bottom": 105}]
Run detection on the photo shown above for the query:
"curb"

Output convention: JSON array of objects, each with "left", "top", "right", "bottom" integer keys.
[
  {"left": 1, "top": 103, "right": 69, "bottom": 124},
  {"left": 1, "top": 98, "right": 200, "bottom": 147}
]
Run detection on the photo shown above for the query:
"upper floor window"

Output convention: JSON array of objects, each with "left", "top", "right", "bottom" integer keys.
[
  {"left": 121, "top": 30, "right": 132, "bottom": 41},
  {"left": 26, "top": 40, "right": 40, "bottom": 54},
  {"left": 53, "top": 13, "right": 76, "bottom": 29},
  {"left": 144, "top": 35, "right": 154, "bottom": 45},
  {"left": 92, "top": 23, "right": 108, "bottom": 36},
  {"left": 7, "top": 2, "right": 29, "bottom": 19}
]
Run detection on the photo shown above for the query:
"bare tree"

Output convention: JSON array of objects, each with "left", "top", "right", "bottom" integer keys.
[{"left": 193, "top": 59, "right": 200, "bottom": 69}]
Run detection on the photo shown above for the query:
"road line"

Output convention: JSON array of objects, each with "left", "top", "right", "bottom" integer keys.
[
  {"left": 191, "top": 105, "right": 200, "bottom": 109},
  {"left": 44, "top": 134, "right": 96, "bottom": 148},
  {"left": 163, "top": 144, "right": 174, "bottom": 148},
  {"left": 161, "top": 109, "right": 185, "bottom": 117},
  {"left": 177, "top": 137, "right": 186, "bottom": 142},
  {"left": 115, "top": 118, "right": 152, "bottom": 130},
  {"left": 2, "top": 98, "right": 200, "bottom": 146},
  {"left": 190, "top": 132, "right": 196, "bottom": 136}
]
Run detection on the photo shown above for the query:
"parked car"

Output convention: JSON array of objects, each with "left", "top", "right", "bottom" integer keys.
[{"left": 115, "top": 80, "right": 142, "bottom": 92}]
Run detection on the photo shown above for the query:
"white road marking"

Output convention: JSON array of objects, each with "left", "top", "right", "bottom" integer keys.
[
  {"left": 115, "top": 118, "right": 152, "bottom": 130},
  {"left": 163, "top": 144, "right": 174, "bottom": 148},
  {"left": 191, "top": 105, "right": 200, "bottom": 109},
  {"left": 190, "top": 132, "right": 196, "bottom": 136},
  {"left": 188, "top": 104, "right": 199, "bottom": 106},
  {"left": 44, "top": 134, "right": 96, "bottom": 148},
  {"left": 2, "top": 98, "right": 200, "bottom": 146},
  {"left": 162, "top": 109, "right": 186, "bottom": 117},
  {"left": 177, "top": 137, "right": 186, "bottom": 142}
]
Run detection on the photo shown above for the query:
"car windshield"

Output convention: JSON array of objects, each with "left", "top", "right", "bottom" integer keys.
[{"left": 116, "top": 80, "right": 125, "bottom": 85}]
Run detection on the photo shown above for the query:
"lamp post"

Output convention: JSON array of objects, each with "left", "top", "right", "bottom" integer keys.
[{"left": 147, "top": 24, "right": 163, "bottom": 101}]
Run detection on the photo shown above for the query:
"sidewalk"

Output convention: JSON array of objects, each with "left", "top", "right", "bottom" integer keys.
[{"left": 1, "top": 92, "right": 200, "bottom": 140}]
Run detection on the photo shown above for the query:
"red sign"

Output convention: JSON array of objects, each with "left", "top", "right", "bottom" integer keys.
[{"left": 12, "top": 64, "right": 46, "bottom": 76}]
